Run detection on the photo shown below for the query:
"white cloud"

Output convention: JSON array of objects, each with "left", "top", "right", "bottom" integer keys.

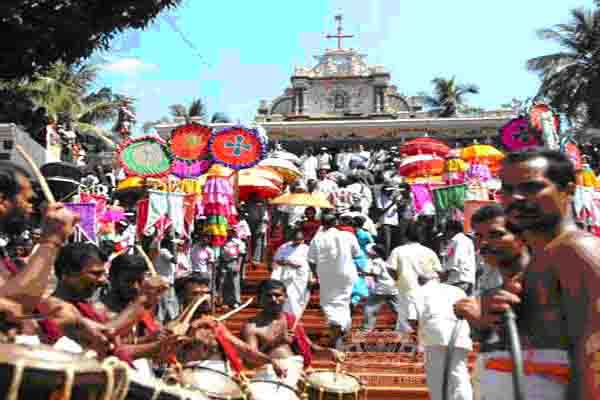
[{"left": 101, "top": 58, "right": 159, "bottom": 74}]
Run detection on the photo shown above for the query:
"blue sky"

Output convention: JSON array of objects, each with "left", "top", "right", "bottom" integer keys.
[{"left": 95, "top": 0, "right": 595, "bottom": 131}]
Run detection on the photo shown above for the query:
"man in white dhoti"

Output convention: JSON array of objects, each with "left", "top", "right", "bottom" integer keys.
[
  {"left": 388, "top": 223, "right": 443, "bottom": 329},
  {"left": 271, "top": 231, "right": 311, "bottom": 318},
  {"left": 307, "top": 213, "right": 359, "bottom": 341}
]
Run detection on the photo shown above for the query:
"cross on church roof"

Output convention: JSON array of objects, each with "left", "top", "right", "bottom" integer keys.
[{"left": 326, "top": 14, "right": 354, "bottom": 50}]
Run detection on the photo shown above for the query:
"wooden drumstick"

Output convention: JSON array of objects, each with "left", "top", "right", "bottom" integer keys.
[
  {"left": 15, "top": 144, "right": 56, "bottom": 204},
  {"left": 168, "top": 294, "right": 210, "bottom": 335},
  {"left": 216, "top": 297, "right": 253, "bottom": 321},
  {"left": 135, "top": 245, "right": 159, "bottom": 277}
]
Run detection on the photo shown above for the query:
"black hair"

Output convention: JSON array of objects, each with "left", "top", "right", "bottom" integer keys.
[
  {"left": 175, "top": 273, "right": 210, "bottom": 298},
  {"left": 471, "top": 203, "right": 505, "bottom": 226},
  {"left": 55, "top": 243, "right": 108, "bottom": 279},
  {"left": 370, "top": 244, "right": 386, "bottom": 258},
  {"left": 258, "top": 279, "right": 287, "bottom": 298},
  {"left": 0, "top": 161, "right": 31, "bottom": 200},
  {"left": 109, "top": 254, "right": 147, "bottom": 282},
  {"left": 405, "top": 222, "right": 424, "bottom": 243},
  {"left": 446, "top": 219, "right": 464, "bottom": 235},
  {"left": 321, "top": 213, "right": 337, "bottom": 228},
  {"left": 503, "top": 149, "right": 576, "bottom": 189},
  {"left": 353, "top": 215, "right": 366, "bottom": 228}
]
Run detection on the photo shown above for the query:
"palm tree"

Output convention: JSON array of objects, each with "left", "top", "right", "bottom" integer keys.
[
  {"left": 527, "top": 7, "right": 600, "bottom": 127},
  {"left": 168, "top": 98, "right": 207, "bottom": 122},
  {"left": 211, "top": 112, "right": 231, "bottom": 123},
  {"left": 424, "top": 77, "right": 479, "bottom": 117},
  {"left": 10, "top": 62, "right": 127, "bottom": 145}
]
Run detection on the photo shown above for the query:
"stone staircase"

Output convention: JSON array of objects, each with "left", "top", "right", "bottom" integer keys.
[{"left": 219, "top": 262, "right": 477, "bottom": 400}]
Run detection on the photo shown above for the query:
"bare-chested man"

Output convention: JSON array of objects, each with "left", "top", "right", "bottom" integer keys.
[
  {"left": 482, "top": 149, "right": 600, "bottom": 400},
  {"left": 241, "top": 279, "right": 343, "bottom": 389},
  {"left": 454, "top": 203, "right": 529, "bottom": 400},
  {"left": 174, "top": 274, "right": 285, "bottom": 377}
]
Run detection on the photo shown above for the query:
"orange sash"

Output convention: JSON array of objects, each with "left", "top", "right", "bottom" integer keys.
[{"left": 485, "top": 357, "right": 570, "bottom": 384}]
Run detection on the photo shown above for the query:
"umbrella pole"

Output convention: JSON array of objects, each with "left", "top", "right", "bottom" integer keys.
[{"left": 234, "top": 170, "right": 240, "bottom": 208}]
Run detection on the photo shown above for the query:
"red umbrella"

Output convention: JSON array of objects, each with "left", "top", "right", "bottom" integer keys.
[
  {"left": 401, "top": 137, "right": 450, "bottom": 157},
  {"left": 398, "top": 154, "right": 445, "bottom": 178}
]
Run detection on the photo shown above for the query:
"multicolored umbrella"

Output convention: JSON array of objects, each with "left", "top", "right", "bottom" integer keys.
[
  {"left": 170, "top": 123, "right": 212, "bottom": 160},
  {"left": 398, "top": 154, "right": 445, "bottom": 178},
  {"left": 401, "top": 137, "right": 450, "bottom": 157},
  {"left": 117, "top": 136, "right": 173, "bottom": 178},
  {"left": 171, "top": 159, "right": 212, "bottom": 179},
  {"left": 270, "top": 192, "right": 333, "bottom": 208},
  {"left": 210, "top": 126, "right": 268, "bottom": 170},
  {"left": 500, "top": 117, "right": 541, "bottom": 151}
]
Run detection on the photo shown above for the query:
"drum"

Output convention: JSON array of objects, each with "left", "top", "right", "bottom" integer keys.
[
  {"left": 247, "top": 380, "right": 298, "bottom": 400},
  {"left": 0, "top": 343, "right": 118, "bottom": 400},
  {"left": 179, "top": 367, "right": 245, "bottom": 400},
  {"left": 301, "top": 371, "right": 363, "bottom": 400},
  {"left": 108, "top": 363, "right": 207, "bottom": 400}
]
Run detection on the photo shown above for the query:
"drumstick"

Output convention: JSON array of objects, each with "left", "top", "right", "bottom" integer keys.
[
  {"left": 291, "top": 296, "right": 310, "bottom": 331},
  {"left": 135, "top": 245, "right": 159, "bottom": 277},
  {"left": 15, "top": 144, "right": 56, "bottom": 204},
  {"left": 176, "top": 294, "right": 210, "bottom": 325},
  {"left": 216, "top": 297, "right": 253, "bottom": 321}
]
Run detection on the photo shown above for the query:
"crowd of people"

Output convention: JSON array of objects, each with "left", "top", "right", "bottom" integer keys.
[{"left": 0, "top": 140, "right": 598, "bottom": 400}]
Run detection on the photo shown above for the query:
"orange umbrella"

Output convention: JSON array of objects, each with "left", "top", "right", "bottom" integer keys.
[
  {"left": 237, "top": 175, "right": 282, "bottom": 201},
  {"left": 461, "top": 144, "right": 504, "bottom": 163},
  {"left": 270, "top": 192, "right": 333, "bottom": 208}
]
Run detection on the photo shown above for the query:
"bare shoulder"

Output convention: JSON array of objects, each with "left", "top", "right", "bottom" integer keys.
[{"left": 241, "top": 318, "right": 258, "bottom": 338}]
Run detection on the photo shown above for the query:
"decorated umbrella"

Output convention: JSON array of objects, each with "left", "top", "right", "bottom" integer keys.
[
  {"left": 210, "top": 126, "right": 268, "bottom": 170},
  {"left": 401, "top": 137, "right": 450, "bottom": 157},
  {"left": 239, "top": 167, "right": 284, "bottom": 187},
  {"left": 500, "top": 117, "right": 541, "bottom": 151},
  {"left": 398, "top": 154, "right": 445, "bottom": 178},
  {"left": 258, "top": 158, "right": 302, "bottom": 183},
  {"left": 236, "top": 175, "right": 282, "bottom": 201},
  {"left": 461, "top": 144, "right": 504, "bottom": 175},
  {"left": 270, "top": 192, "right": 333, "bottom": 209},
  {"left": 118, "top": 136, "right": 173, "bottom": 178}
]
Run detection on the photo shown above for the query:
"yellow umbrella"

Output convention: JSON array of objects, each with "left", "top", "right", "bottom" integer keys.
[
  {"left": 270, "top": 192, "right": 333, "bottom": 208},
  {"left": 239, "top": 167, "right": 284, "bottom": 186},
  {"left": 461, "top": 144, "right": 504, "bottom": 163},
  {"left": 577, "top": 166, "right": 598, "bottom": 188},
  {"left": 116, "top": 176, "right": 145, "bottom": 191}
]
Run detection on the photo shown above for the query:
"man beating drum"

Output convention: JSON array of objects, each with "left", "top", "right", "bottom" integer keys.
[{"left": 241, "top": 279, "right": 344, "bottom": 389}]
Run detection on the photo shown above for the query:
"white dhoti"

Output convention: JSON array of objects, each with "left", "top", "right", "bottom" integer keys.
[
  {"left": 254, "top": 355, "right": 304, "bottom": 389},
  {"left": 318, "top": 277, "right": 354, "bottom": 331},
  {"left": 424, "top": 345, "right": 473, "bottom": 400},
  {"left": 479, "top": 350, "right": 568, "bottom": 400},
  {"left": 271, "top": 265, "right": 310, "bottom": 318}
]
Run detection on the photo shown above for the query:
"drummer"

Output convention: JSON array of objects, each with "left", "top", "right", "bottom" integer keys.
[
  {"left": 241, "top": 279, "right": 344, "bottom": 389},
  {"left": 101, "top": 253, "right": 188, "bottom": 375},
  {"left": 174, "top": 273, "right": 286, "bottom": 377}
]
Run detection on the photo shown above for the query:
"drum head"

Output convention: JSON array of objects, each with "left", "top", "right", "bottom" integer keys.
[
  {"left": 306, "top": 371, "right": 361, "bottom": 393},
  {"left": 180, "top": 367, "right": 243, "bottom": 399},
  {"left": 249, "top": 380, "right": 298, "bottom": 400},
  {"left": 0, "top": 344, "right": 103, "bottom": 372}
]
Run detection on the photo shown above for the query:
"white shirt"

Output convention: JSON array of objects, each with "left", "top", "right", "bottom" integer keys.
[
  {"left": 315, "top": 179, "right": 338, "bottom": 195},
  {"left": 272, "top": 242, "right": 311, "bottom": 289},
  {"left": 366, "top": 258, "right": 398, "bottom": 296},
  {"left": 301, "top": 156, "right": 318, "bottom": 181},
  {"left": 308, "top": 227, "right": 360, "bottom": 283},
  {"left": 445, "top": 232, "right": 477, "bottom": 286},
  {"left": 190, "top": 244, "right": 216, "bottom": 275},
  {"left": 153, "top": 248, "right": 176, "bottom": 284},
  {"left": 388, "top": 242, "right": 442, "bottom": 294},
  {"left": 412, "top": 280, "right": 472, "bottom": 350}
]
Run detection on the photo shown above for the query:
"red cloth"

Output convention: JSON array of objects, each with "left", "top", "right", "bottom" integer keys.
[
  {"left": 214, "top": 323, "right": 243, "bottom": 373},
  {"left": 285, "top": 312, "right": 312, "bottom": 368},
  {"left": 301, "top": 220, "right": 321, "bottom": 243},
  {"left": 139, "top": 310, "right": 161, "bottom": 335},
  {"left": 2, "top": 256, "right": 19, "bottom": 275},
  {"left": 335, "top": 225, "right": 355, "bottom": 234},
  {"left": 136, "top": 198, "right": 149, "bottom": 239}
]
